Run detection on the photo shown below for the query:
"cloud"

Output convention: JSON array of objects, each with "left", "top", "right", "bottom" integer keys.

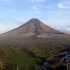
[
  {"left": 57, "top": 3, "right": 68, "bottom": 9},
  {"left": 0, "top": 0, "right": 46, "bottom": 3},
  {"left": 0, "top": 25, "right": 6, "bottom": 33},
  {"left": 31, "top": 6, "right": 41, "bottom": 14},
  {"left": 57, "top": 0, "right": 70, "bottom": 9},
  {"left": 0, "top": 0, "right": 17, "bottom": 6},
  {"left": 54, "top": 19, "right": 70, "bottom": 24},
  {"left": 49, "top": 18, "right": 70, "bottom": 29},
  {"left": 0, "top": 17, "right": 23, "bottom": 33},
  {"left": 0, "top": 17, "right": 24, "bottom": 24},
  {"left": 26, "top": 0, "right": 46, "bottom": 3},
  {"left": 0, "top": 0, "right": 13, "bottom": 3}
]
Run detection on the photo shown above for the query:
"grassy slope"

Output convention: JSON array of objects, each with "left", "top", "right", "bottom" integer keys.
[{"left": 0, "top": 37, "right": 70, "bottom": 70}]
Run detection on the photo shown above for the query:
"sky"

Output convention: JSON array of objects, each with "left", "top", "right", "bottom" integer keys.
[{"left": 0, "top": 0, "right": 70, "bottom": 33}]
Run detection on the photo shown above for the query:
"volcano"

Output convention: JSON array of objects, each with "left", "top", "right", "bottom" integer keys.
[{"left": 2, "top": 18, "right": 67, "bottom": 38}]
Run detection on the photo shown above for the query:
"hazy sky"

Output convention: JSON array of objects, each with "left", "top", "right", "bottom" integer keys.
[{"left": 0, "top": 0, "right": 70, "bottom": 33}]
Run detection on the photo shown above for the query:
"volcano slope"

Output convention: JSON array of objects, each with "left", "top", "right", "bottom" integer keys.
[{"left": 1, "top": 18, "right": 68, "bottom": 37}]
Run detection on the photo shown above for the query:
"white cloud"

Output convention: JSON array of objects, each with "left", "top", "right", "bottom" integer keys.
[
  {"left": 57, "top": 0, "right": 70, "bottom": 9},
  {"left": 46, "top": 6, "right": 50, "bottom": 9},
  {"left": 0, "top": 0, "right": 12, "bottom": 3},
  {"left": 0, "top": 25, "right": 6, "bottom": 33},
  {"left": 26, "top": 0, "right": 46, "bottom": 3},
  {"left": 0, "top": 18, "right": 22, "bottom": 33},
  {"left": 0, "top": 0, "right": 46, "bottom": 3},
  {"left": 57, "top": 3, "right": 68, "bottom": 9},
  {"left": 0, "top": 0, "right": 17, "bottom": 4},
  {"left": 31, "top": 6, "right": 41, "bottom": 14},
  {"left": 54, "top": 19, "right": 70, "bottom": 24}
]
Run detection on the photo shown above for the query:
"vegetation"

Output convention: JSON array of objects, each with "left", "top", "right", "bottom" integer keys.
[{"left": 0, "top": 37, "right": 70, "bottom": 70}]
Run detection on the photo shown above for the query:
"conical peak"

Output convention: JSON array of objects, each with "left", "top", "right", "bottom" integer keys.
[
  {"left": 3, "top": 18, "right": 66, "bottom": 38},
  {"left": 31, "top": 17, "right": 37, "bottom": 19},
  {"left": 30, "top": 18, "right": 40, "bottom": 21},
  {"left": 28, "top": 18, "right": 41, "bottom": 24}
]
